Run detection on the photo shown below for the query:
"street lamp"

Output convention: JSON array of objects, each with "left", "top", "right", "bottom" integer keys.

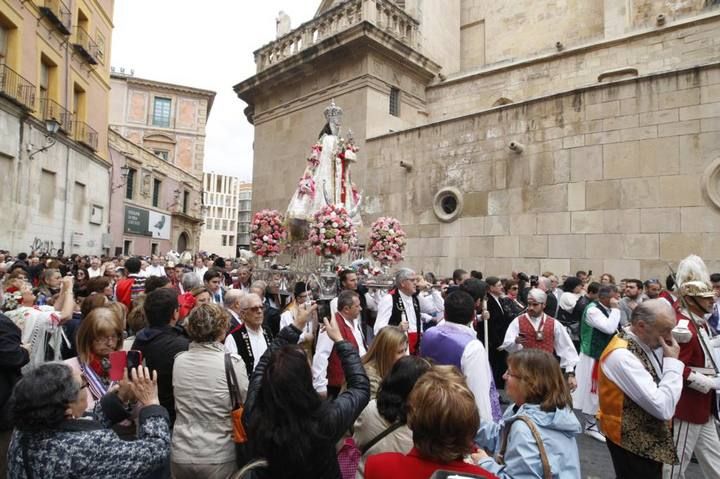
[
  {"left": 111, "top": 162, "right": 131, "bottom": 191},
  {"left": 28, "top": 119, "right": 61, "bottom": 160}
]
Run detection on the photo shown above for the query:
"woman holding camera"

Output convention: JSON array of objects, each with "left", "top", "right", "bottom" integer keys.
[
  {"left": 7, "top": 363, "right": 170, "bottom": 478},
  {"left": 242, "top": 302, "right": 369, "bottom": 479}
]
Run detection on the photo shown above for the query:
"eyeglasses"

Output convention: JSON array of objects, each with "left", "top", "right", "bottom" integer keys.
[
  {"left": 243, "top": 305, "right": 263, "bottom": 313},
  {"left": 94, "top": 335, "right": 118, "bottom": 344},
  {"left": 504, "top": 370, "right": 522, "bottom": 380}
]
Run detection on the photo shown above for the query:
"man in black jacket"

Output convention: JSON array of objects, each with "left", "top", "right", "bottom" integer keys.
[
  {"left": 132, "top": 288, "right": 189, "bottom": 425},
  {"left": 0, "top": 312, "right": 29, "bottom": 476}
]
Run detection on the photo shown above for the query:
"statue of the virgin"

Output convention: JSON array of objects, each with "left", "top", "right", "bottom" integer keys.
[{"left": 286, "top": 100, "right": 362, "bottom": 239}]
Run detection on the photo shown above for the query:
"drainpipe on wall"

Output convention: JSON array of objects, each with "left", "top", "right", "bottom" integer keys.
[
  {"left": 60, "top": 141, "right": 71, "bottom": 254},
  {"left": 60, "top": 27, "right": 71, "bottom": 254}
]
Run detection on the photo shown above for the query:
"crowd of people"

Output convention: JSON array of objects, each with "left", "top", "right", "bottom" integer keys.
[{"left": 1, "top": 248, "right": 719, "bottom": 479}]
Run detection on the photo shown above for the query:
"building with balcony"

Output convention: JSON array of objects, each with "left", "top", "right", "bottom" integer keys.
[
  {"left": 0, "top": 0, "right": 113, "bottom": 255},
  {"left": 108, "top": 129, "right": 203, "bottom": 257},
  {"left": 236, "top": 183, "right": 252, "bottom": 254},
  {"left": 235, "top": 0, "right": 720, "bottom": 278},
  {"left": 108, "top": 71, "right": 215, "bottom": 255},
  {"left": 109, "top": 71, "right": 215, "bottom": 180},
  {"left": 199, "top": 172, "right": 242, "bottom": 259}
]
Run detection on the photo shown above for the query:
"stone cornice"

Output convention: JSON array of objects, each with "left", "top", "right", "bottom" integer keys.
[
  {"left": 111, "top": 74, "right": 217, "bottom": 115},
  {"left": 367, "top": 61, "right": 720, "bottom": 142},
  {"left": 251, "top": 73, "right": 426, "bottom": 126},
  {"left": 434, "top": 10, "right": 720, "bottom": 89},
  {"left": 234, "top": 21, "right": 441, "bottom": 122}
]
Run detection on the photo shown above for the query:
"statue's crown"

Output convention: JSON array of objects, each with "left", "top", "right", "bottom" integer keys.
[{"left": 323, "top": 100, "right": 343, "bottom": 122}]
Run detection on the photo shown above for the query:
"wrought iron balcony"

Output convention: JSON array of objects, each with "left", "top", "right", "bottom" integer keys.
[
  {"left": 39, "top": 0, "right": 71, "bottom": 35},
  {"left": 254, "top": 0, "right": 420, "bottom": 73},
  {"left": 73, "top": 120, "right": 98, "bottom": 151},
  {"left": 39, "top": 97, "right": 73, "bottom": 133},
  {"left": 0, "top": 64, "right": 36, "bottom": 110},
  {"left": 72, "top": 26, "right": 100, "bottom": 65}
]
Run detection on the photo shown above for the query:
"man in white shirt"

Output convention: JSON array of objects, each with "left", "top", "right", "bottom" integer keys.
[
  {"left": 145, "top": 255, "right": 167, "bottom": 278},
  {"left": 374, "top": 268, "right": 443, "bottom": 355},
  {"left": 87, "top": 256, "right": 103, "bottom": 278},
  {"left": 329, "top": 269, "right": 378, "bottom": 334},
  {"left": 224, "top": 293, "right": 272, "bottom": 377},
  {"left": 500, "top": 288, "right": 579, "bottom": 389},
  {"left": 598, "top": 299, "right": 683, "bottom": 479},
  {"left": 421, "top": 290, "right": 501, "bottom": 422},
  {"left": 500, "top": 288, "right": 580, "bottom": 382},
  {"left": 573, "top": 284, "right": 621, "bottom": 442},
  {"left": 193, "top": 255, "right": 208, "bottom": 282},
  {"left": 312, "top": 289, "right": 367, "bottom": 398},
  {"left": 223, "top": 289, "right": 244, "bottom": 331}
]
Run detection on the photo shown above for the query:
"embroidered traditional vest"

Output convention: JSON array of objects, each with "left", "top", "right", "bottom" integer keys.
[
  {"left": 518, "top": 314, "right": 555, "bottom": 353},
  {"left": 327, "top": 313, "right": 362, "bottom": 388},
  {"left": 598, "top": 331, "right": 678, "bottom": 465},
  {"left": 388, "top": 289, "right": 422, "bottom": 353},
  {"left": 230, "top": 324, "right": 272, "bottom": 377},
  {"left": 580, "top": 301, "right": 615, "bottom": 359}
]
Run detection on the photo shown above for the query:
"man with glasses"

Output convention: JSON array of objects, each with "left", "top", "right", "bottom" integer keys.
[
  {"left": 225, "top": 293, "right": 272, "bottom": 377},
  {"left": 598, "top": 300, "right": 682, "bottom": 479},
  {"left": 499, "top": 288, "right": 579, "bottom": 391},
  {"left": 375, "top": 268, "right": 443, "bottom": 355}
]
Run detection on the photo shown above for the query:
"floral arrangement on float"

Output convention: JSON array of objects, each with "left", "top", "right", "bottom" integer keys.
[
  {"left": 308, "top": 204, "right": 356, "bottom": 257},
  {"left": 250, "top": 209, "right": 286, "bottom": 257},
  {"left": 369, "top": 217, "right": 406, "bottom": 266}
]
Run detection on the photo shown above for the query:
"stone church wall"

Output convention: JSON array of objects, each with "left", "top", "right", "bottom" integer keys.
[{"left": 363, "top": 63, "right": 720, "bottom": 278}]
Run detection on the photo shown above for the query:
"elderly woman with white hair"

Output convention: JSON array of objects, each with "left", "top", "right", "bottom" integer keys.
[
  {"left": 499, "top": 288, "right": 580, "bottom": 391},
  {"left": 374, "top": 268, "right": 444, "bottom": 355}
]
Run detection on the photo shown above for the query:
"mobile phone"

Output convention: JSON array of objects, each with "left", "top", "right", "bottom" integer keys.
[
  {"left": 109, "top": 350, "right": 127, "bottom": 381},
  {"left": 127, "top": 350, "right": 143, "bottom": 373},
  {"left": 108, "top": 350, "right": 143, "bottom": 381}
]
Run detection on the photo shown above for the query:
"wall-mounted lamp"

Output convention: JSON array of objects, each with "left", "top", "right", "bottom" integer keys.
[
  {"left": 28, "top": 119, "right": 61, "bottom": 160},
  {"left": 111, "top": 163, "right": 130, "bottom": 191}
]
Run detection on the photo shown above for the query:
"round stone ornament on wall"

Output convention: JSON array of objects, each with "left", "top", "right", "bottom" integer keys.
[
  {"left": 702, "top": 157, "right": 720, "bottom": 211},
  {"left": 433, "top": 187, "right": 464, "bottom": 222}
]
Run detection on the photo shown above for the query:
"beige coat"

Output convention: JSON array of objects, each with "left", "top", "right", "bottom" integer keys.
[
  {"left": 171, "top": 342, "right": 249, "bottom": 465},
  {"left": 353, "top": 400, "right": 413, "bottom": 479}
]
